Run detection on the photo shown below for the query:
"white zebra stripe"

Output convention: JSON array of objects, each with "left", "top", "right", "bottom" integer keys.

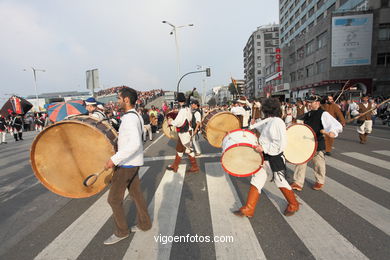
[{"left": 342, "top": 152, "right": 390, "bottom": 170}]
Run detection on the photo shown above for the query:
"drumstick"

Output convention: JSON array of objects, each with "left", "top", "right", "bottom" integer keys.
[
  {"left": 83, "top": 169, "right": 105, "bottom": 187},
  {"left": 346, "top": 98, "right": 390, "bottom": 123}
]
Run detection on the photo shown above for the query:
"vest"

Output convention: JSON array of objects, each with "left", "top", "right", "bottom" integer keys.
[{"left": 304, "top": 109, "right": 325, "bottom": 151}]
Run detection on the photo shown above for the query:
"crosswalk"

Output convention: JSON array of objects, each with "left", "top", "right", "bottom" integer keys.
[{"left": 1, "top": 149, "right": 390, "bottom": 259}]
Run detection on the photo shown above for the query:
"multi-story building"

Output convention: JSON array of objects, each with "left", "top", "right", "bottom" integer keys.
[
  {"left": 243, "top": 25, "right": 280, "bottom": 99},
  {"left": 280, "top": 0, "right": 390, "bottom": 101}
]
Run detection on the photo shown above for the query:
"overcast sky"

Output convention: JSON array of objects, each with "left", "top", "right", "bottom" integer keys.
[{"left": 0, "top": 0, "right": 279, "bottom": 103}]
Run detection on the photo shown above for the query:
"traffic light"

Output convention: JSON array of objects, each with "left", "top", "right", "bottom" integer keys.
[{"left": 206, "top": 68, "right": 211, "bottom": 77}]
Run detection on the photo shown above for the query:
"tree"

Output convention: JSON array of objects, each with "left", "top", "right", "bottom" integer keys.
[{"left": 207, "top": 97, "right": 217, "bottom": 107}]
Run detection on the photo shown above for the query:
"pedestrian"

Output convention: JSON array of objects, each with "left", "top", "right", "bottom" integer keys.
[
  {"left": 103, "top": 87, "right": 151, "bottom": 245},
  {"left": 10, "top": 112, "right": 24, "bottom": 141},
  {"left": 141, "top": 108, "right": 152, "bottom": 141},
  {"left": 233, "top": 98, "right": 299, "bottom": 218},
  {"left": 0, "top": 115, "right": 7, "bottom": 144},
  {"left": 322, "top": 95, "right": 345, "bottom": 156},
  {"left": 291, "top": 95, "right": 343, "bottom": 191},
  {"left": 166, "top": 92, "right": 199, "bottom": 174},
  {"left": 357, "top": 95, "right": 373, "bottom": 144},
  {"left": 190, "top": 99, "right": 202, "bottom": 156},
  {"left": 85, "top": 97, "right": 107, "bottom": 120}
]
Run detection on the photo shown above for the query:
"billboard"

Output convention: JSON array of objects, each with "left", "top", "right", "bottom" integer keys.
[{"left": 331, "top": 14, "right": 373, "bottom": 67}]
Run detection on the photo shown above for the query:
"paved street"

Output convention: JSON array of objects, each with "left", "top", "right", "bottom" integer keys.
[{"left": 0, "top": 124, "right": 389, "bottom": 260}]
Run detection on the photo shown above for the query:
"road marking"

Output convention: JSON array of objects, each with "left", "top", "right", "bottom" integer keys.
[
  {"left": 287, "top": 165, "right": 390, "bottom": 236},
  {"left": 205, "top": 162, "right": 266, "bottom": 260},
  {"left": 144, "top": 153, "right": 222, "bottom": 162},
  {"left": 123, "top": 164, "right": 186, "bottom": 259},
  {"left": 326, "top": 157, "right": 390, "bottom": 192},
  {"left": 373, "top": 150, "right": 390, "bottom": 157},
  {"left": 342, "top": 152, "right": 390, "bottom": 170},
  {"left": 34, "top": 167, "right": 150, "bottom": 260},
  {"left": 263, "top": 182, "right": 368, "bottom": 259},
  {"left": 343, "top": 126, "right": 390, "bottom": 141},
  {"left": 144, "top": 134, "right": 164, "bottom": 152}
]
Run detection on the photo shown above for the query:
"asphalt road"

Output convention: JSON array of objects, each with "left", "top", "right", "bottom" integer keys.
[{"left": 0, "top": 123, "right": 389, "bottom": 260}]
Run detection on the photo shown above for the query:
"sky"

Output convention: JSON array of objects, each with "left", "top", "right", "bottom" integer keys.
[{"left": 0, "top": 0, "right": 279, "bottom": 104}]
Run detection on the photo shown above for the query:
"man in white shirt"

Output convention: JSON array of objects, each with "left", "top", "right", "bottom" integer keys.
[
  {"left": 291, "top": 95, "right": 343, "bottom": 191},
  {"left": 103, "top": 87, "right": 151, "bottom": 245},
  {"left": 233, "top": 98, "right": 300, "bottom": 218},
  {"left": 167, "top": 92, "right": 199, "bottom": 173},
  {"left": 85, "top": 97, "right": 107, "bottom": 120},
  {"left": 190, "top": 99, "right": 202, "bottom": 156},
  {"left": 230, "top": 100, "right": 246, "bottom": 128}
]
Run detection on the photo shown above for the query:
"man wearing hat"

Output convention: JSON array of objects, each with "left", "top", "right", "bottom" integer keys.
[
  {"left": 357, "top": 95, "right": 373, "bottom": 144},
  {"left": 167, "top": 92, "right": 199, "bottom": 173},
  {"left": 290, "top": 95, "right": 343, "bottom": 191},
  {"left": 85, "top": 97, "right": 107, "bottom": 120},
  {"left": 230, "top": 99, "right": 246, "bottom": 128},
  {"left": 190, "top": 99, "right": 202, "bottom": 156}
]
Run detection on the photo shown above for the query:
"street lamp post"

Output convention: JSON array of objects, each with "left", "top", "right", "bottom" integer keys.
[
  {"left": 24, "top": 67, "right": 45, "bottom": 112},
  {"left": 162, "top": 21, "right": 193, "bottom": 85}
]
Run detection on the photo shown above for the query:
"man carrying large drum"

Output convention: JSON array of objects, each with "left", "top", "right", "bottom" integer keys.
[
  {"left": 233, "top": 98, "right": 300, "bottom": 218},
  {"left": 166, "top": 92, "right": 200, "bottom": 174}
]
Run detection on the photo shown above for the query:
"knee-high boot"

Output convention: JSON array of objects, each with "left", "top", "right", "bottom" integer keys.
[
  {"left": 166, "top": 154, "right": 182, "bottom": 173},
  {"left": 359, "top": 134, "right": 364, "bottom": 144},
  {"left": 18, "top": 132, "right": 23, "bottom": 140},
  {"left": 187, "top": 155, "right": 199, "bottom": 173},
  {"left": 233, "top": 185, "right": 260, "bottom": 218},
  {"left": 279, "top": 188, "right": 300, "bottom": 216},
  {"left": 13, "top": 133, "right": 19, "bottom": 141}
]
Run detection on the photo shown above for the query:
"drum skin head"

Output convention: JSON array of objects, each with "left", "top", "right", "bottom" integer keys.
[
  {"left": 30, "top": 119, "right": 116, "bottom": 198},
  {"left": 162, "top": 119, "right": 178, "bottom": 140},
  {"left": 203, "top": 111, "right": 241, "bottom": 148},
  {"left": 221, "top": 144, "right": 263, "bottom": 177},
  {"left": 284, "top": 124, "right": 317, "bottom": 165}
]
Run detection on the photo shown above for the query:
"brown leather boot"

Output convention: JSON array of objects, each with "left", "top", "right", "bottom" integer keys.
[
  {"left": 166, "top": 154, "right": 182, "bottom": 173},
  {"left": 279, "top": 187, "right": 300, "bottom": 216},
  {"left": 363, "top": 133, "right": 368, "bottom": 143},
  {"left": 187, "top": 156, "right": 199, "bottom": 173},
  {"left": 359, "top": 134, "right": 364, "bottom": 144},
  {"left": 233, "top": 185, "right": 260, "bottom": 218}
]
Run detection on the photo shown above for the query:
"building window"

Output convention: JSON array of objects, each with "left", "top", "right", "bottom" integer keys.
[
  {"left": 317, "top": 0, "right": 324, "bottom": 9},
  {"left": 257, "top": 49, "right": 262, "bottom": 53},
  {"left": 306, "top": 64, "right": 314, "bottom": 77},
  {"left": 256, "top": 35, "right": 261, "bottom": 39},
  {"left": 308, "top": 7, "right": 314, "bottom": 17},
  {"left": 301, "top": 1, "right": 307, "bottom": 10},
  {"left": 297, "top": 46, "right": 305, "bottom": 60},
  {"left": 257, "top": 63, "right": 262, "bottom": 67},
  {"left": 297, "top": 68, "right": 305, "bottom": 80},
  {"left": 317, "top": 31, "right": 327, "bottom": 49},
  {"left": 316, "top": 59, "right": 327, "bottom": 73},
  {"left": 290, "top": 71, "right": 296, "bottom": 82},
  {"left": 257, "top": 70, "right": 262, "bottom": 75},
  {"left": 379, "top": 24, "right": 390, "bottom": 40},
  {"left": 306, "top": 40, "right": 315, "bottom": 56},
  {"left": 317, "top": 13, "right": 324, "bottom": 23},
  {"left": 257, "top": 56, "right": 262, "bottom": 60},
  {"left": 289, "top": 52, "right": 296, "bottom": 64},
  {"left": 265, "top": 47, "right": 274, "bottom": 54},
  {"left": 327, "top": 3, "right": 336, "bottom": 14},
  {"left": 377, "top": 53, "right": 390, "bottom": 66},
  {"left": 257, "top": 42, "right": 261, "bottom": 46},
  {"left": 308, "top": 21, "right": 314, "bottom": 30}
]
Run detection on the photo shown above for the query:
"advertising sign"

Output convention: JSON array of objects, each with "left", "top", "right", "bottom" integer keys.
[{"left": 331, "top": 14, "right": 373, "bottom": 67}]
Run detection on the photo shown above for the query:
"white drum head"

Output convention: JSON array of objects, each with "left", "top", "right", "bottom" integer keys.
[
  {"left": 221, "top": 144, "right": 263, "bottom": 177},
  {"left": 285, "top": 124, "right": 317, "bottom": 165}
]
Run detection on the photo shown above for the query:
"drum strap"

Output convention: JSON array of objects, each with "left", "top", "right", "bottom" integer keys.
[{"left": 123, "top": 111, "right": 143, "bottom": 141}]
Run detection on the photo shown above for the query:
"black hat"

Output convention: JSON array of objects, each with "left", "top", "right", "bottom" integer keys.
[
  {"left": 306, "top": 95, "right": 321, "bottom": 102},
  {"left": 177, "top": 92, "right": 186, "bottom": 102},
  {"left": 190, "top": 99, "right": 199, "bottom": 106}
]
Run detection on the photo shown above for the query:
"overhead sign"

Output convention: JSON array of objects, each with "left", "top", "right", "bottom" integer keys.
[{"left": 331, "top": 14, "right": 373, "bottom": 67}]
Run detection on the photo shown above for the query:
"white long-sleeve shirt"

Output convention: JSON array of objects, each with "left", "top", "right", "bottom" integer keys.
[
  {"left": 171, "top": 107, "right": 192, "bottom": 129},
  {"left": 321, "top": 111, "right": 343, "bottom": 137},
  {"left": 250, "top": 117, "right": 287, "bottom": 155},
  {"left": 111, "top": 109, "right": 144, "bottom": 167}
]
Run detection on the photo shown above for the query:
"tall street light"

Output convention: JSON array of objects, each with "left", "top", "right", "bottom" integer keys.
[
  {"left": 162, "top": 20, "right": 194, "bottom": 86},
  {"left": 24, "top": 67, "right": 46, "bottom": 112}
]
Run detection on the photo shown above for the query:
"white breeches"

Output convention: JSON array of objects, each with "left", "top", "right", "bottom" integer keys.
[
  {"left": 357, "top": 120, "right": 372, "bottom": 134},
  {"left": 250, "top": 161, "right": 291, "bottom": 193}
]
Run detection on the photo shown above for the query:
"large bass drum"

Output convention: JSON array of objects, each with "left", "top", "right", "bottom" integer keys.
[
  {"left": 162, "top": 111, "right": 178, "bottom": 140},
  {"left": 284, "top": 123, "right": 317, "bottom": 165},
  {"left": 201, "top": 109, "right": 241, "bottom": 148},
  {"left": 30, "top": 115, "right": 117, "bottom": 198}
]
